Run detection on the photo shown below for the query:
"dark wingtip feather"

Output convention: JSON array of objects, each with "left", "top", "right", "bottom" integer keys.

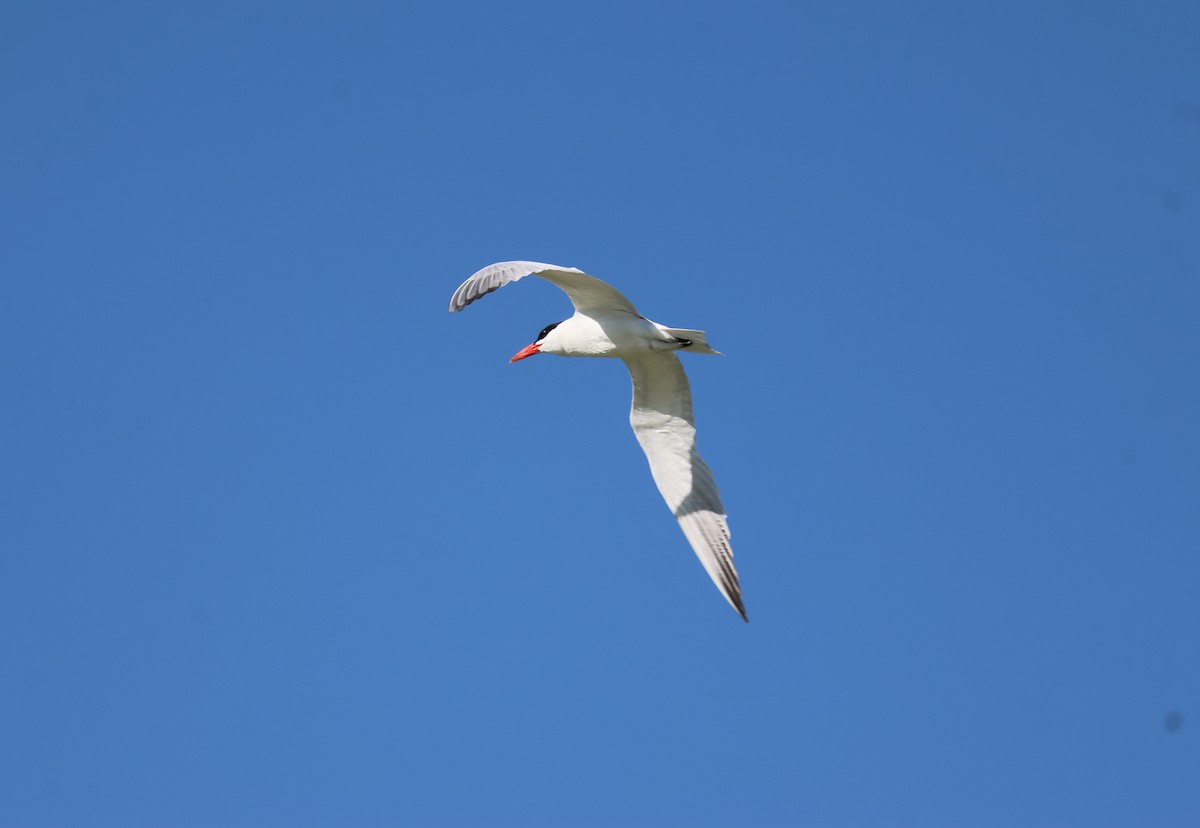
[{"left": 734, "top": 597, "right": 749, "bottom": 623}]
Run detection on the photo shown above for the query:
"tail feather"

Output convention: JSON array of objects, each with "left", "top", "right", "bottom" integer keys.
[{"left": 660, "top": 326, "right": 722, "bottom": 355}]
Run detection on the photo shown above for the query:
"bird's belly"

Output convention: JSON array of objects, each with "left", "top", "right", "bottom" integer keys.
[{"left": 566, "top": 314, "right": 669, "bottom": 357}]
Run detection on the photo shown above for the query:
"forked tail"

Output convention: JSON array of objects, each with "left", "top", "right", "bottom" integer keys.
[{"left": 659, "top": 326, "right": 723, "bottom": 355}]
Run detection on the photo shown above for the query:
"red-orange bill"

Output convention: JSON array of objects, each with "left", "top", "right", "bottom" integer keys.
[{"left": 509, "top": 342, "right": 540, "bottom": 363}]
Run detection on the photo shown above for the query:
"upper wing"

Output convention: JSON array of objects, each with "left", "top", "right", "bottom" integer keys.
[
  {"left": 622, "top": 352, "right": 746, "bottom": 621},
  {"left": 448, "top": 261, "right": 639, "bottom": 315}
]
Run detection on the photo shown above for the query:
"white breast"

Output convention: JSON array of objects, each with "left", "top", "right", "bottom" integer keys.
[{"left": 542, "top": 313, "right": 672, "bottom": 358}]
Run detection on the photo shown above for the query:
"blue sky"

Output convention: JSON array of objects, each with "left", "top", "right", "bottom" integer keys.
[{"left": 2, "top": 1, "right": 1198, "bottom": 825}]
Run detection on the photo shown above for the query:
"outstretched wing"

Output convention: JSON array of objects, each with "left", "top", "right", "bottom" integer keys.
[
  {"left": 449, "top": 261, "right": 639, "bottom": 315},
  {"left": 622, "top": 352, "right": 746, "bottom": 621}
]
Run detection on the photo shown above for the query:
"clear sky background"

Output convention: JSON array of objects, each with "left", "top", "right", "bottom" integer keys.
[{"left": 2, "top": 1, "right": 1198, "bottom": 826}]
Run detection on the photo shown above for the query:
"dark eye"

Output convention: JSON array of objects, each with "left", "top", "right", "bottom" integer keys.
[{"left": 537, "top": 322, "right": 560, "bottom": 341}]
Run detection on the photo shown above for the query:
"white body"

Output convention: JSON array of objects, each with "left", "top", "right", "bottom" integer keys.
[
  {"left": 538, "top": 313, "right": 711, "bottom": 359},
  {"left": 448, "top": 260, "right": 746, "bottom": 621}
]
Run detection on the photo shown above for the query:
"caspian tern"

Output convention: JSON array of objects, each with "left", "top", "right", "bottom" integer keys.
[{"left": 449, "top": 261, "right": 747, "bottom": 621}]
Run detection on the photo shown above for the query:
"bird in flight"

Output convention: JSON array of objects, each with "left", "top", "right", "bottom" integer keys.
[{"left": 449, "top": 261, "right": 747, "bottom": 621}]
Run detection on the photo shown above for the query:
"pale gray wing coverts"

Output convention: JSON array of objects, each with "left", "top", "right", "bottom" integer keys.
[
  {"left": 448, "top": 260, "right": 639, "bottom": 315},
  {"left": 623, "top": 352, "right": 746, "bottom": 621}
]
